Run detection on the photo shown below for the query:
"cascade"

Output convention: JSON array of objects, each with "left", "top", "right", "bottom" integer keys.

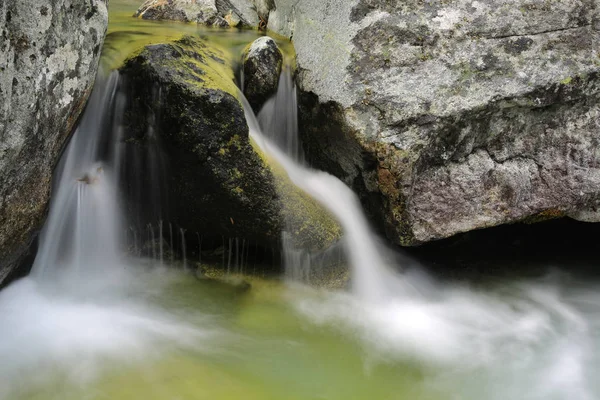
[
  {"left": 32, "top": 72, "right": 123, "bottom": 281},
  {"left": 256, "top": 70, "right": 353, "bottom": 286},
  {"left": 250, "top": 73, "right": 396, "bottom": 301}
]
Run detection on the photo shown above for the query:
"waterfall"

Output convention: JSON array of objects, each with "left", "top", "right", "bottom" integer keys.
[
  {"left": 257, "top": 71, "right": 303, "bottom": 164},
  {"left": 32, "top": 72, "right": 124, "bottom": 281},
  {"left": 30, "top": 71, "right": 179, "bottom": 280},
  {"left": 246, "top": 75, "right": 396, "bottom": 302}
]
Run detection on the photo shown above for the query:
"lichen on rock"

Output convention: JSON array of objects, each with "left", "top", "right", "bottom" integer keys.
[
  {"left": 0, "top": 0, "right": 108, "bottom": 284},
  {"left": 134, "top": 0, "right": 263, "bottom": 28},
  {"left": 242, "top": 36, "right": 283, "bottom": 111},
  {"left": 268, "top": 0, "right": 600, "bottom": 246}
]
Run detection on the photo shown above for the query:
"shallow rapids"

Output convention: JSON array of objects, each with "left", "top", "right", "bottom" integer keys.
[{"left": 1, "top": 266, "right": 600, "bottom": 400}]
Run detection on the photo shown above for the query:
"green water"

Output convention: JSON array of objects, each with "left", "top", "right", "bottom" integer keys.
[
  {"left": 5, "top": 264, "right": 600, "bottom": 400},
  {"left": 8, "top": 270, "right": 438, "bottom": 400},
  {"left": 102, "top": 0, "right": 294, "bottom": 71}
]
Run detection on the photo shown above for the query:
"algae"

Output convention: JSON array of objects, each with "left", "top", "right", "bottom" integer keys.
[{"left": 249, "top": 138, "right": 343, "bottom": 251}]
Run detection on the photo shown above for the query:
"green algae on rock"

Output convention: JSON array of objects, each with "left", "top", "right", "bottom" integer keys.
[{"left": 119, "top": 35, "right": 340, "bottom": 255}]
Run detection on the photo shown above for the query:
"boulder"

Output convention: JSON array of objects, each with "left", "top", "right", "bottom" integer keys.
[
  {"left": 119, "top": 36, "right": 340, "bottom": 252},
  {"left": 135, "top": 0, "right": 263, "bottom": 28},
  {"left": 268, "top": 0, "right": 600, "bottom": 245},
  {"left": 242, "top": 36, "right": 283, "bottom": 111},
  {"left": 0, "top": 0, "right": 108, "bottom": 284}
]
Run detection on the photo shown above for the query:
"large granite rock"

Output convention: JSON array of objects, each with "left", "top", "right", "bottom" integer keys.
[
  {"left": 0, "top": 0, "right": 108, "bottom": 283},
  {"left": 120, "top": 36, "right": 340, "bottom": 252},
  {"left": 269, "top": 0, "right": 600, "bottom": 245}
]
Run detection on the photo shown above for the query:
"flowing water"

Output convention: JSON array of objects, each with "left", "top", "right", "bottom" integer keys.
[{"left": 1, "top": 3, "right": 600, "bottom": 399}]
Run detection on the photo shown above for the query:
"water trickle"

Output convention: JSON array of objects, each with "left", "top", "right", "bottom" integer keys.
[
  {"left": 159, "top": 220, "right": 164, "bottom": 266},
  {"left": 197, "top": 232, "right": 202, "bottom": 265},
  {"left": 258, "top": 70, "right": 303, "bottom": 164},
  {"left": 170, "top": 223, "right": 174, "bottom": 264},
  {"left": 149, "top": 224, "right": 157, "bottom": 262},
  {"left": 32, "top": 73, "right": 123, "bottom": 281},
  {"left": 180, "top": 228, "right": 187, "bottom": 270}
]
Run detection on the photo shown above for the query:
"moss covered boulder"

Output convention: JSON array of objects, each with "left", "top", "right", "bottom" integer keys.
[{"left": 119, "top": 36, "right": 340, "bottom": 253}]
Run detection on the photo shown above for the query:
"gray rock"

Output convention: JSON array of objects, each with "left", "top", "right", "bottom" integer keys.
[
  {"left": 269, "top": 0, "right": 600, "bottom": 245},
  {"left": 220, "top": 0, "right": 259, "bottom": 27},
  {"left": 253, "top": 0, "right": 274, "bottom": 22},
  {"left": 243, "top": 36, "right": 283, "bottom": 111},
  {"left": 119, "top": 36, "right": 340, "bottom": 252},
  {"left": 0, "top": 0, "right": 108, "bottom": 283},
  {"left": 135, "top": 0, "right": 224, "bottom": 25},
  {"left": 135, "top": 0, "right": 262, "bottom": 27}
]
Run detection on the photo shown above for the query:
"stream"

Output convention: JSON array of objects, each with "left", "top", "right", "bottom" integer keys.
[{"left": 0, "top": 2, "right": 599, "bottom": 399}]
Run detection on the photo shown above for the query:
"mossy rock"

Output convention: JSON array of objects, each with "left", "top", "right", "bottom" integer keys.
[
  {"left": 119, "top": 35, "right": 340, "bottom": 254},
  {"left": 250, "top": 138, "right": 342, "bottom": 250}
]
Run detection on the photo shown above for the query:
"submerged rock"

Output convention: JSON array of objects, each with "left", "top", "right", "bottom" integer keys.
[
  {"left": 0, "top": 0, "right": 108, "bottom": 283},
  {"left": 269, "top": 0, "right": 600, "bottom": 245},
  {"left": 243, "top": 36, "right": 283, "bottom": 112},
  {"left": 135, "top": 0, "right": 262, "bottom": 28},
  {"left": 120, "top": 36, "right": 340, "bottom": 252}
]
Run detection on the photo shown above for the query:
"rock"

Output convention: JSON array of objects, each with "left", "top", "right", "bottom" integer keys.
[
  {"left": 135, "top": 0, "right": 225, "bottom": 25},
  {"left": 253, "top": 0, "right": 274, "bottom": 21},
  {"left": 135, "top": 0, "right": 262, "bottom": 28},
  {"left": 0, "top": 0, "right": 108, "bottom": 284},
  {"left": 243, "top": 36, "right": 283, "bottom": 111},
  {"left": 119, "top": 36, "right": 340, "bottom": 252},
  {"left": 268, "top": 0, "right": 600, "bottom": 245},
  {"left": 218, "top": 0, "right": 259, "bottom": 27}
]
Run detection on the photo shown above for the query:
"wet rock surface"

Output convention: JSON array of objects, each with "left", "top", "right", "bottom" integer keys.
[
  {"left": 269, "top": 0, "right": 600, "bottom": 245},
  {"left": 0, "top": 0, "right": 108, "bottom": 283},
  {"left": 120, "top": 36, "right": 340, "bottom": 252},
  {"left": 242, "top": 36, "right": 283, "bottom": 111}
]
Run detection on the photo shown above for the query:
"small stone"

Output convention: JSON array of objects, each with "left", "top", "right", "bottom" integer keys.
[{"left": 242, "top": 36, "right": 283, "bottom": 111}]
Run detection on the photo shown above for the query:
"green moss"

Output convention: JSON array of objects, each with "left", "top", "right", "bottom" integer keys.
[
  {"left": 560, "top": 76, "right": 573, "bottom": 85},
  {"left": 249, "top": 138, "right": 343, "bottom": 251}
]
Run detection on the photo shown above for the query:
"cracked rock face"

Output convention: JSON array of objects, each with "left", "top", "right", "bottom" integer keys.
[
  {"left": 269, "top": 0, "right": 600, "bottom": 245},
  {"left": 0, "top": 0, "right": 108, "bottom": 283}
]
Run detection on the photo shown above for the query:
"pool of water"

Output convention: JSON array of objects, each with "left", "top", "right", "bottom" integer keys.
[{"left": 2, "top": 262, "right": 600, "bottom": 400}]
